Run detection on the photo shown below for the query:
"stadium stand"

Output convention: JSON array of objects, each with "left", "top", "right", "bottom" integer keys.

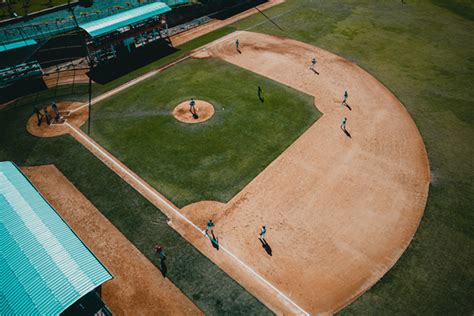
[{"left": 0, "top": 1, "right": 187, "bottom": 92}]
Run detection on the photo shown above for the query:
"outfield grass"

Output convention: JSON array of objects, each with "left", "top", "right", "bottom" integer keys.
[
  {"left": 1, "top": 0, "right": 473, "bottom": 314},
  {"left": 0, "top": 0, "right": 69, "bottom": 20},
  {"left": 88, "top": 58, "right": 319, "bottom": 207},
  {"left": 0, "top": 30, "right": 272, "bottom": 315},
  {"left": 229, "top": 0, "right": 474, "bottom": 314}
]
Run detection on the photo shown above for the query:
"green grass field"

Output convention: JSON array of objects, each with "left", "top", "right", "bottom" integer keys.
[
  {"left": 229, "top": 0, "right": 474, "bottom": 314},
  {"left": 88, "top": 58, "right": 319, "bottom": 207},
  {"left": 1, "top": 0, "right": 473, "bottom": 314},
  {"left": 0, "top": 0, "right": 69, "bottom": 20},
  {"left": 0, "top": 31, "right": 272, "bottom": 315}
]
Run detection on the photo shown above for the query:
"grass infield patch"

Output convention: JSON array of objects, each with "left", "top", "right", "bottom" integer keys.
[{"left": 88, "top": 58, "right": 320, "bottom": 207}]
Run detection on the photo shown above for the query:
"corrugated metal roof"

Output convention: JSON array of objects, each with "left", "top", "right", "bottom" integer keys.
[
  {"left": 0, "top": 161, "right": 112, "bottom": 315},
  {"left": 0, "top": 39, "right": 37, "bottom": 53},
  {"left": 79, "top": 2, "right": 171, "bottom": 38}
]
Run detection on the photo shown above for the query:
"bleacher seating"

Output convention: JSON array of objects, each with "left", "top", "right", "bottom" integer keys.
[
  {"left": 0, "top": 0, "right": 188, "bottom": 46},
  {"left": 0, "top": 61, "right": 43, "bottom": 88}
]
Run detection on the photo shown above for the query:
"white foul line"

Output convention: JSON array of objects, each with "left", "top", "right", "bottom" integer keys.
[
  {"left": 66, "top": 122, "right": 309, "bottom": 315},
  {"left": 70, "top": 31, "right": 243, "bottom": 115}
]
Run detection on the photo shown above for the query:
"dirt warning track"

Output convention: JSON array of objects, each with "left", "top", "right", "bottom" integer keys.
[{"left": 184, "top": 31, "right": 430, "bottom": 314}]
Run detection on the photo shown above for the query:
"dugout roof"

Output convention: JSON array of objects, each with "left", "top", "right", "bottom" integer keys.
[
  {"left": 0, "top": 161, "right": 112, "bottom": 315},
  {"left": 0, "top": 39, "right": 37, "bottom": 53},
  {"left": 79, "top": 2, "right": 171, "bottom": 38}
]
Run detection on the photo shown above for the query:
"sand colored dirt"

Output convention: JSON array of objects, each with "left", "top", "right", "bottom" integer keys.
[
  {"left": 173, "top": 100, "right": 215, "bottom": 124},
  {"left": 182, "top": 31, "right": 431, "bottom": 314},
  {"left": 21, "top": 165, "right": 202, "bottom": 316},
  {"left": 43, "top": 68, "right": 90, "bottom": 88},
  {"left": 27, "top": 101, "right": 87, "bottom": 137},
  {"left": 23, "top": 30, "right": 430, "bottom": 314}
]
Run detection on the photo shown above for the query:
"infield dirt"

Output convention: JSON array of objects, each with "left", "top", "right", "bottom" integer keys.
[
  {"left": 24, "top": 30, "right": 430, "bottom": 314},
  {"left": 179, "top": 31, "right": 430, "bottom": 314}
]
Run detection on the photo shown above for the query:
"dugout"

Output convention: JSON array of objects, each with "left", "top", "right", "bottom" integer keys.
[{"left": 79, "top": 2, "right": 173, "bottom": 67}]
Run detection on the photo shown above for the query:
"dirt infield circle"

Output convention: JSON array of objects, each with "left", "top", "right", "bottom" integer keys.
[
  {"left": 27, "top": 101, "right": 87, "bottom": 138},
  {"left": 173, "top": 100, "right": 215, "bottom": 124}
]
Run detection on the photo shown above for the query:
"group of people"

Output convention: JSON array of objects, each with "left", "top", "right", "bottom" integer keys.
[
  {"left": 309, "top": 55, "right": 352, "bottom": 134},
  {"left": 34, "top": 102, "right": 63, "bottom": 126},
  {"left": 205, "top": 219, "right": 267, "bottom": 245}
]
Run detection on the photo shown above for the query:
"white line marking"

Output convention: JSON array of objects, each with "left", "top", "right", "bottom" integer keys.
[
  {"left": 70, "top": 32, "right": 242, "bottom": 115},
  {"left": 66, "top": 122, "right": 309, "bottom": 315}
]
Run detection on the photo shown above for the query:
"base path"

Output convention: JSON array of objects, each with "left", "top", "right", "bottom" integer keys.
[
  {"left": 185, "top": 31, "right": 430, "bottom": 314},
  {"left": 22, "top": 165, "right": 201, "bottom": 316}
]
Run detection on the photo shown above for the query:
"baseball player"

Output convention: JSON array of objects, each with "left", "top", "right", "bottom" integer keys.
[
  {"left": 206, "top": 219, "right": 215, "bottom": 235},
  {"left": 189, "top": 98, "right": 196, "bottom": 112},
  {"left": 341, "top": 117, "right": 347, "bottom": 131},
  {"left": 235, "top": 38, "right": 240, "bottom": 51},
  {"left": 51, "top": 102, "right": 62, "bottom": 122},
  {"left": 259, "top": 226, "right": 267, "bottom": 241},
  {"left": 258, "top": 85, "right": 263, "bottom": 100},
  {"left": 43, "top": 106, "right": 52, "bottom": 125},
  {"left": 310, "top": 57, "right": 317, "bottom": 70},
  {"left": 34, "top": 107, "right": 43, "bottom": 126},
  {"left": 154, "top": 245, "right": 166, "bottom": 260}
]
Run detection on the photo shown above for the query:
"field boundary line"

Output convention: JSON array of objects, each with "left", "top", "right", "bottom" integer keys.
[{"left": 65, "top": 122, "right": 309, "bottom": 316}]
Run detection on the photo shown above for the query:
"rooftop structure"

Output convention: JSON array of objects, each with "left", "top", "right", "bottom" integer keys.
[
  {"left": 0, "top": 161, "right": 113, "bottom": 315},
  {"left": 79, "top": 2, "right": 171, "bottom": 38}
]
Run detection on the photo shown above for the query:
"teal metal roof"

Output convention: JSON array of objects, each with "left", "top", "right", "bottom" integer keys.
[
  {"left": 0, "top": 162, "right": 112, "bottom": 315},
  {"left": 0, "top": 39, "right": 37, "bottom": 53},
  {"left": 79, "top": 2, "right": 171, "bottom": 38}
]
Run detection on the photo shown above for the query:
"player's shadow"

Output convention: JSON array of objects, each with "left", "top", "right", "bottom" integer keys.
[
  {"left": 341, "top": 127, "right": 352, "bottom": 138},
  {"left": 210, "top": 231, "right": 219, "bottom": 250},
  {"left": 237, "top": 48, "right": 242, "bottom": 54},
  {"left": 259, "top": 238, "right": 272, "bottom": 256},
  {"left": 258, "top": 95, "right": 264, "bottom": 103},
  {"left": 159, "top": 258, "right": 167, "bottom": 277},
  {"left": 311, "top": 68, "right": 320, "bottom": 75},
  {"left": 343, "top": 102, "right": 352, "bottom": 111}
]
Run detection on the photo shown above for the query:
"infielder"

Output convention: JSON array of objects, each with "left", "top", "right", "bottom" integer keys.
[
  {"left": 341, "top": 117, "right": 347, "bottom": 130},
  {"left": 259, "top": 226, "right": 267, "bottom": 240}
]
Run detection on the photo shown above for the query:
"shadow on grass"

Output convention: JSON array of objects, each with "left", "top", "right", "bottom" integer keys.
[{"left": 88, "top": 42, "right": 179, "bottom": 84}]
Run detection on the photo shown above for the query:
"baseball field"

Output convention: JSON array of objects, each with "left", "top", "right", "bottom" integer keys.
[{"left": 1, "top": 0, "right": 473, "bottom": 315}]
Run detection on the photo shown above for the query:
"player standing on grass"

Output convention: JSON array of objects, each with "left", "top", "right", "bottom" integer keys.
[
  {"left": 154, "top": 245, "right": 166, "bottom": 260},
  {"left": 258, "top": 85, "right": 263, "bottom": 101}
]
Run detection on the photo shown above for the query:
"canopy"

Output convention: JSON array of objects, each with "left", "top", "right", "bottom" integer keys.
[
  {"left": 0, "top": 161, "right": 112, "bottom": 315},
  {"left": 79, "top": 2, "right": 171, "bottom": 38}
]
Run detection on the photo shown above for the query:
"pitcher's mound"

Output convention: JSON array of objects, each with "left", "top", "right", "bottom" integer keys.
[{"left": 173, "top": 100, "right": 215, "bottom": 124}]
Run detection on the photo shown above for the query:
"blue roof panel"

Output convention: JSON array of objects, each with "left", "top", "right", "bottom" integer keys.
[
  {"left": 0, "top": 161, "right": 112, "bottom": 315},
  {"left": 79, "top": 2, "right": 171, "bottom": 38},
  {"left": 0, "top": 39, "right": 37, "bottom": 53}
]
